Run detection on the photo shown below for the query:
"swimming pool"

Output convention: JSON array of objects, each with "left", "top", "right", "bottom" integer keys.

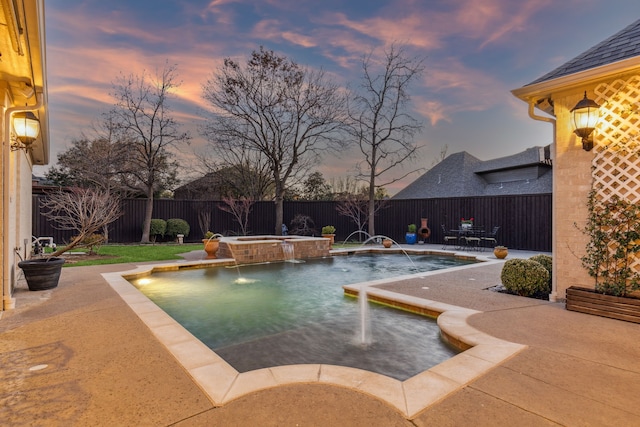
[{"left": 130, "top": 253, "right": 476, "bottom": 380}]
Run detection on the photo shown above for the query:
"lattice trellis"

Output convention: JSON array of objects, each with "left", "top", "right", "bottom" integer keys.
[
  {"left": 591, "top": 75, "right": 640, "bottom": 278},
  {"left": 593, "top": 75, "right": 640, "bottom": 202}
]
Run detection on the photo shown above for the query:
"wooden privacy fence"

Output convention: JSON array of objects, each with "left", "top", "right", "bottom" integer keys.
[{"left": 32, "top": 194, "right": 552, "bottom": 251}]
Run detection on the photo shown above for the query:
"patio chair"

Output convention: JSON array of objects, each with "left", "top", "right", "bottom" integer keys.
[
  {"left": 464, "top": 235, "right": 482, "bottom": 251},
  {"left": 441, "top": 224, "right": 458, "bottom": 249},
  {"left": 482, "top": 226, "right": 500, "bottom": 248}
]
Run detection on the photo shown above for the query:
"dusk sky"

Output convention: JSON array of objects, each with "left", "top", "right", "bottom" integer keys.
[{"left": 41, "top": 0, "right": 640, "bottom": 194}]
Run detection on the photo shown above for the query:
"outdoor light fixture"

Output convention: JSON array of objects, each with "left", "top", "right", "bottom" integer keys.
[
  {"left": 12, "top": 111, "right": 40, "bottom": 148},
  {"left": 571, "top": 91, "right": 600, "bottom": 151}
]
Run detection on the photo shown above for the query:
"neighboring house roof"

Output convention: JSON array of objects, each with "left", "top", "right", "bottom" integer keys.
[
  {"left": 174, "top": 173, "right": 222, "bottom": 200},
  {"left": 392, "top": 146, "right": 552, "bottom": 199},
  {"left": 527, "top": 19, "right": 640, "bottom": 86}
]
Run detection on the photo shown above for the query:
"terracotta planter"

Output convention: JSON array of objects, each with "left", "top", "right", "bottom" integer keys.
[
  {"left": 566, "top": 286, "right": 640, "bottom": 324},
  {"left": 18, "top": 257, "right": 65, "bottom": 291},
  {"left": 382, "top": 239, "right": 393, "bottom": 248},
  {"left": 202, "top": 239, "right": 220, "bottom": 259},
  {"left": 493, "top": 247, "right": 508, "bottom": 259},
  {"left": 322, "top": 234, "right": 335, "bottom": 247}
]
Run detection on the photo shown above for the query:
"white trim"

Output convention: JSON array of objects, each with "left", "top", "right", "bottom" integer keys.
[{"left": 512, "top": 56, "right": 640, "bottom": 103}]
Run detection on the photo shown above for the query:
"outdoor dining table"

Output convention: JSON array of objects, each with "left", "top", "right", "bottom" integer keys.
[{"left": 450, "top": 227, "right": 485, "bottom": 250}]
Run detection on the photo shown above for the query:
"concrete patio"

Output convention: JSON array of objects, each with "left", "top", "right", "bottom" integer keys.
[{"left": 1, "top": 245, "right": 639, "bottom": 426}]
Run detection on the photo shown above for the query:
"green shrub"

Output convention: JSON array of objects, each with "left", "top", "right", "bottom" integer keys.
[
  {"left": 165, "top": 218, "right": 190, "bottom": 239},
  {"left": 529, "top": 254, "right": 552, "bottom": 288},
  {"left": 149, "top": 219, "right": 167, "bottom": 242},
  {"left": 501, "top": 259, "right": 550, "bottom": 297},
  {"left": 321, "top": 225, "right": 336, "bottom": 235},
  {"left": 407, "top": 224, "right": 417, "bottom": 233}
]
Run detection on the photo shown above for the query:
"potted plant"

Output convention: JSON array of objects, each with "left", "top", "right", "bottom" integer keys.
[
  {"left": 405, "top": 223, "right": 417, "bottom": 244},
  {"left": 203, "top": 231, "right": 221, "bottom": 259},
  {"left": 461, "top": 217, "right": 474, "bottom": 230},
  {"left": 567, "top": 193, "right": 640, "bottom": 323},
  {"left": 321, "top": 225, "right": 336, "bottom": 247},
  {"left": 493, "top": 245, "right": 508, "bottom": 259},
  {"left": 18, "top": 187, "right": 122, "bottom": 291},
  {"left": 18, "top": 256, "right": 66, "bottom": 291}
]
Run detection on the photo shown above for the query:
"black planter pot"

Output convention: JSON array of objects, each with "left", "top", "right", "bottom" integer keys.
[{"left": 18, "top": 257, "right": 65, "bottom": 291}]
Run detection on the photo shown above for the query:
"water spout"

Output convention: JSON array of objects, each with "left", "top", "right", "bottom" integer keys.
[
  {"left": 281, "top": 241, "right": 295, "bottom": 262},
  {"left": 360, "top": 235, "right": 417, "bottom": 269},
  {"left": 342, "top": 230, "right": 373, "bottom": 245},
  {"left": 358, "top": 286, "right": 372, "bottom": 346}
]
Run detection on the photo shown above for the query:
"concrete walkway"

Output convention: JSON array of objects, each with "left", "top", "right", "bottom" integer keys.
[{"left": 1, "top": 247, "right": 639, "bottom": 426}]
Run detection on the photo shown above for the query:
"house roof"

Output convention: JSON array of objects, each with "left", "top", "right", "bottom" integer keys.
[
  {"left": 527, "top": 19, "right": 640, "bottom": 86},
  {"left": 392, "top": 146, "right": 552, "bottom": 199},
  {"left": 173, "top": 173, "right": 223, "bottom": 200}
]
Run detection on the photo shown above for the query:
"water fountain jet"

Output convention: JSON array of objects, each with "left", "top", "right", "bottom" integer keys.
[
  {"left": 358, "top": 286, "right": 372, "bottom": 346},
  {"left": 360, "top": 235, "right": 418, "bottom": 269}
]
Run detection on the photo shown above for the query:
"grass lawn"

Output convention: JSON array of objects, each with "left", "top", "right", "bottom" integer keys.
[
  {"left": 60, "top": 243, "right": 203, "bottom": 267},
  {"left": 59, "top": 240, "right": 369, "bottom": 267}
]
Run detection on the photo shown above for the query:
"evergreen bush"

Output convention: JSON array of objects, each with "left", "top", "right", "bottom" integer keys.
[
  {"left": 529, "top": 254, "right": 552, "bottom": 288},
  {"left": 165, "top": 218, "right": 190, "bottom": 240},
  {"left": 501, "top": 258, "right": 550, "bottom": 297},
  {"left": 321, "top": 225, "right": 336, "bottom": 235},
  {"left": 149, "top": 219, "right": 167, "bottom": 242}
]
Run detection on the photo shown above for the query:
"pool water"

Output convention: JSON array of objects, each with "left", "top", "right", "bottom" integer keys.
[{"left": 131, "top": 253, "right": 474, "bottom": 380}]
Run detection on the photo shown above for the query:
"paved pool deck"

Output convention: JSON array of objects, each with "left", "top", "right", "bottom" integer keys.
[{"left": 1, "top": 244, "right": 640, "bottom": 426}]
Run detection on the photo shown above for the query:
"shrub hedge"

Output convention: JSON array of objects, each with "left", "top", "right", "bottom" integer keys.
[
  {"left": 165, "top": 218, "right": 190, "bottom": 239},
  {"left": 529, "top": 254, "right": 552, "bottom": 288},
  {"left": 501, "top": 258, "right": 550, "bottom": 297},
  {"left": 149, "top": 219, "right": 167, "bottom": 242}
]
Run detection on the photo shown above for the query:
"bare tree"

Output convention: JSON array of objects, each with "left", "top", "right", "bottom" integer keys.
[
  {"left": 430, "top": 144, "right": 449, "bottom": 168},
  {"left": 195, "top": 144, "right": 274, "bottom": 201},
  {"left": 336, "top": 194, "right": 369, "bottom": 235},
  {"left": 45, "top": 117, "right": 134, "bottom": 241},
  {"left": 218, "top": 196, "right": 255, "bottom": 235},
  {"left": 201, "top": 47, "right": 347, "bottom": 235},
  {"left": 110, "top": 62, "right": 190, "bottom": 243},
  {"left": 349, "top": 44, "right": 425, "bottom": 236},
  {"left": 49, "top": 117, "right": 131, "bottom": 192},
  {"left": 40, "top": 188, "right": 123, "bottom": 256},
  {"left": 197, "top": 205, "right": 212, "bottom": 237}
]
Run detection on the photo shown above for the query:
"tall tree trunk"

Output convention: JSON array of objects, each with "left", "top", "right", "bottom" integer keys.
[
  {"left": 102, "top": 224, "right": 110, "bottom": 243},
  {"left": 140, "top": 189, "right": 154, "bottom": 243},
  {"left": 275, "top": 194, "right": 284, "bottom": 236},
  {"left": 367, "top": 173, "right": 376, "bottom": 237}
]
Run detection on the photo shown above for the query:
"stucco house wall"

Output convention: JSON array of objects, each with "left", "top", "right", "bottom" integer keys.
[
  {"left": 513, "top": 18, "right": 640, "bottom": 301},
  {"left": 552, "top": 87, "right": 603, "bottom": 300},
  {"left": 1, "top": 0, "right": 49, "bottom": 310}
]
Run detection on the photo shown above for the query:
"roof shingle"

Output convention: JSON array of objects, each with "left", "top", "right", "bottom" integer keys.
[
  {"left": 527, "top": 19, "right": 640, "bottom": 86},
  {"left": 392, "top": 147, "right": 551, "bottom": 199}
]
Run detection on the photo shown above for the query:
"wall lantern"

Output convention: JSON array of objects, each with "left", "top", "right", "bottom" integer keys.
[
  {"left": 12, "top": 111, "right": 40, "bottom": 149},
  {"left": 570, "top": 91, "right": 600, "bottom": 151}
]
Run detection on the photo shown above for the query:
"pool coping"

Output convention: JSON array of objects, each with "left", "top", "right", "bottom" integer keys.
[{"left": 102, "top": 254, "right": 526, "bottom": 419}]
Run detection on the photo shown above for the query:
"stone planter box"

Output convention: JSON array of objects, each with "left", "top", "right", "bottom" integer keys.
[{"left": 566, "top": 286, "right": 640, "bottom": 324}]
